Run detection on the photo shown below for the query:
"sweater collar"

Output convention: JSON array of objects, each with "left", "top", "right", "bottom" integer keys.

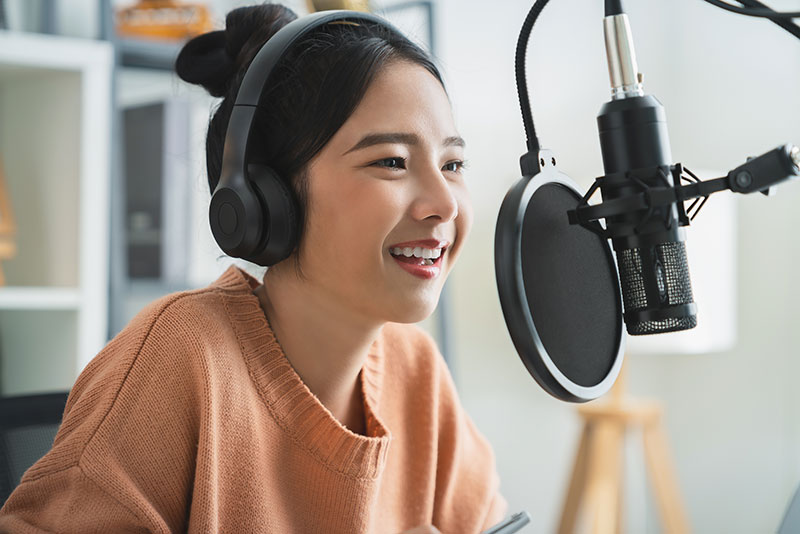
[{"left": 211, "top": 264, "right": 392, "bottom": 480}]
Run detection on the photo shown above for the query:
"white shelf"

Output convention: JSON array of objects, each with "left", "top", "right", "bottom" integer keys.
[
  {"left": 0, "top": 31, "right": 112, "bottom": 396},
  {"left": 0, "top": 30, "right": 111, "bottom": 72},
  {"left": 0, "top": 287, "right": 81, "bottom": 310}
]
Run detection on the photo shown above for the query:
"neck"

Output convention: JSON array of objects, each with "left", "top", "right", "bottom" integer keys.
[{"left": 254, "top": 265, "right": 383, "bottom": 435}]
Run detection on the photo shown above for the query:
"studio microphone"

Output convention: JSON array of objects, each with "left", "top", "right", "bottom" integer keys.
[
  {"left": 494, "top": 0, "right": 800, "bottom": 402},
  {"left": 575, "top": 1, "right": 800, "bottom": 336},
  {"left": 594, "top": 0, "right": 696, "bottom": 335}
]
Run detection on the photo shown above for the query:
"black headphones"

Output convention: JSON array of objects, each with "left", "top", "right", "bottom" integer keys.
[{"left": 209, "top": 10, "right": 404, "bottom": 267}]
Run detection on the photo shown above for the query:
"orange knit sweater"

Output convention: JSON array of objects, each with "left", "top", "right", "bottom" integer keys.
[{"left": 0, "top": 265, "right": 507, "bottom": 533}]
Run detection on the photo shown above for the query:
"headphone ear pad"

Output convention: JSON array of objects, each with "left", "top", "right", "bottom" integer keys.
[{"left": 245, "top": 164, "right": 299, "bottom": 266}]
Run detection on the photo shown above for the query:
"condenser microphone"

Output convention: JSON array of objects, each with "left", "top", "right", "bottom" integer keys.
[
  {"left": 596, "top": 3, "right": 697, "bottom": 335},
  {"left": 495, "top": 0, "right": 800, "bottom": 403}
]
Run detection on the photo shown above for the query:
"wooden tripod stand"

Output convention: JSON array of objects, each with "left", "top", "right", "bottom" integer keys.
[{"left": 556, "top": 358, "right": 690, "bottom": 533}]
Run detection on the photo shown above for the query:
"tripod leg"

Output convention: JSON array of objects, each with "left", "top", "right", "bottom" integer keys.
[
  {"left": 558, "top": 424, "right": 592, "bottom": 534},
  {"left": 643, "top": 419, "right": 690, "bottom": 534},
  {"left": 586, "top": 418, "right": 624, "bottom": 534}
]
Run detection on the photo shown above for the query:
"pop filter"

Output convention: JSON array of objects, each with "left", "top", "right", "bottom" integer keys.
[{"left": 495, "top": 150, "right": 625, "bottom": 402}]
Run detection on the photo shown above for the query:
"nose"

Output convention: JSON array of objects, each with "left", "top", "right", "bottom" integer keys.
[{"left": 410, "top": 164, "right": 459, "bottom": 223}]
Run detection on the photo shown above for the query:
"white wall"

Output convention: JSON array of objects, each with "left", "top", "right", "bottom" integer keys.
[{"left": 435, "top": 0, "right": 800, "bottom": 532}]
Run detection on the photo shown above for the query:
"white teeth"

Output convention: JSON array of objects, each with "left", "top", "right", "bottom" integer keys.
[
  {"left": 390, "top": 246, "right": 445, "bottom": 259},
  {"left": 422, "top": 258, "right": 434, "bottom": 266}
]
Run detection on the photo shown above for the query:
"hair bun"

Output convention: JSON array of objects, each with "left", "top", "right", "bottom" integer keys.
[
  {"left": 175, "top": 30, "right": 234, "bottom": 97},
  {"left": 175, "top": 4, "right": 298, "bottom": 98}
]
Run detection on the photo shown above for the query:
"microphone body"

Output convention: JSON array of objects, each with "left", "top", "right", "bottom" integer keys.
[
  {"left": 600, "top": 12, "right": 697, "bottom": 335},
  {"left": 597, "top": 96, "right": 697, "bottom": 335}
]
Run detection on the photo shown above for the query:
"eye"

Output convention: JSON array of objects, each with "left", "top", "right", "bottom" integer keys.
[
  {"left": 372, "top": 157, "right": 407, "bottom": 170},
  {"left": 443, "top": 160, "right": 468, "bottom": 173}
]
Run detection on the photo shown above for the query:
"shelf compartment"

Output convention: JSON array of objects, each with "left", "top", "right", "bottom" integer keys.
[{"left": 0, "top": 309, "right": 78, "bottom": 396}]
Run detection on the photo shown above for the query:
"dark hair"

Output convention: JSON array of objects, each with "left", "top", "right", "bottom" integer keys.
[{"left": 175, "top": 3, "right": 445, "bottom": 272}]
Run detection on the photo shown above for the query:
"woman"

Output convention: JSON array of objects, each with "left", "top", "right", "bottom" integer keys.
[{"left": 0, "top": 3, "right": 507, "bottom": 533}]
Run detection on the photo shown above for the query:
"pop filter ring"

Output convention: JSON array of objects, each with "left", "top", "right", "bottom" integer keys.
[
  {"left": 502, "top": 0, "right": 629, "bottom": 402},
  {"left": 495, "top": 150, "right": 625, "bottom": 403}
]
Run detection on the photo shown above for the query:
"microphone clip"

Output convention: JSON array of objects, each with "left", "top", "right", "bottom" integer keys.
[{"left": 568, "top": 143, "right": 800, "bottom": 240}]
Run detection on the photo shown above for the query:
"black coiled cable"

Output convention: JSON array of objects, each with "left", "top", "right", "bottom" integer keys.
[
  {"left": 514, "top": 0, "right": 798, "bottom": 176},
  {"left": 702, "top": 0, "right": 800, "bottom": 18}
]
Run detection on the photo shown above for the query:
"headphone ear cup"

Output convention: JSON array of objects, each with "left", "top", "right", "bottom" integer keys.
[{"left": 245, "top": 164, "right": 299, "bottom": 266}]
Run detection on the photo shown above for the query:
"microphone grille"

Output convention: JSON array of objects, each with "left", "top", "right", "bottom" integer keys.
[{"left": 617, "top": 241, "right": 697, "bottom": 335}]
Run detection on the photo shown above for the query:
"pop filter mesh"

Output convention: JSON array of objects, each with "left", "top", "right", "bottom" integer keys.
[{"left": 521, "top": 182, "right": 621, "bottom": 388}]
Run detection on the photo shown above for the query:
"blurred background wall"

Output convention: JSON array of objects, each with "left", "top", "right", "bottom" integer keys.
[{"left": 2, "top": 0, "right": 799, "bottom": 531}]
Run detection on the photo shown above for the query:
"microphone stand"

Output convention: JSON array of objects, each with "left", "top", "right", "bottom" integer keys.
[
  {"left": 557, "top": 147, "right": 798, "bottom": 534},
  {"left": 557, "top": 356, "right": 690, "bottom": 534},
  {"left": 509, "top": 1, "right": 798, "bottom": 531},
  {"left": 557, "top": 10, "right": 798, "bottom": 533}
]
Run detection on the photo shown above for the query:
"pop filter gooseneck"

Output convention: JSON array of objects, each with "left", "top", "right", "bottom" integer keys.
[{"left": 494, "top": 0, "right": 625, "bottom": 403}]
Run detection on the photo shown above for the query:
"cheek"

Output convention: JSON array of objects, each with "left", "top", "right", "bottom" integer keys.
[{"left": 305, "top": 178, "right": 403, "bottom": 274}]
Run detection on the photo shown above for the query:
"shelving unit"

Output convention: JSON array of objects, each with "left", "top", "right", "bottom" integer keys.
[
  {"left": 99, "top": 0, "right": 224, "bottom": 338},
  {"left": 0, "top": 30, "right": 113, "bottom": 396}
]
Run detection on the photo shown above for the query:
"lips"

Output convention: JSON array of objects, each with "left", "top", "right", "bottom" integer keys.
[{"left": 387, "top": 238, "right": 451, "bottom": 280}]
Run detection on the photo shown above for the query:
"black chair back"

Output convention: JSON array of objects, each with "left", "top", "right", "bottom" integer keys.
[
  {"left": 779, "top": 482, "right": 800, "bottom": 534},
  {"left": 0, "top": 392, "right": 69, "bottom": 505}
]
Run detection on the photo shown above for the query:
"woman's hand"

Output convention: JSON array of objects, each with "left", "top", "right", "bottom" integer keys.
[{"left": 398, "top": 526, "right": 442, "bottom": 534}]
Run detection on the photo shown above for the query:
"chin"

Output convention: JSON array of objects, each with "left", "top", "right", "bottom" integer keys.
[
  {"left": 391, "top": 310, "right": 435, "bottom": 324},
  {"left": 392, "top": 304, "right": 436, "bottom": 324}
]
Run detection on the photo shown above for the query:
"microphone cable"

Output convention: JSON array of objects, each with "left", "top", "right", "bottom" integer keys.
[
  {"left": 701, "top": 0, "right": 800, "bottom": 18},
  {"left": 707, "top": 0, "right": 800, "bottom": 39},
  {"left": 514, "top": 0, "right": 799, "bottom": 177}
]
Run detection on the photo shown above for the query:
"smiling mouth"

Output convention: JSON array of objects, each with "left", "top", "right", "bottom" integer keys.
[{"left": 388, "top": 245, "right": 447, "bottom": 266}]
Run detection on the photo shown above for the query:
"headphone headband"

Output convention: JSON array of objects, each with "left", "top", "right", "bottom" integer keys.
[
  {"left": 234, "top": 10, "right": 390, "bottom": 107},
  {"left": 221, "top": 10, "right": 398, "bottom": 186}
]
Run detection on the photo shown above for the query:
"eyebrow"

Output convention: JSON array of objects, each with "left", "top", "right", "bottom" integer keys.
[{"left": 342, "top": 132, "right": 466, "bottom": 155}]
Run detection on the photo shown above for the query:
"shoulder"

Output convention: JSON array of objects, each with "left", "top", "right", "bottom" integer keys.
[
  {"left": 75, "top": 285, "right": 226, "bottom": 389},
  {"left": 74, "top": 264, "right": 260, "bottom": 401},
  {"left": 72, "top": 282, "right": 231, "bottom": 404},
  {"left": 23, "top": 285, "right": 228, "bottom": 481},
  {"left": 76, "top": 265, "right": 256, "bottom": 392},
  {"left": 53, "top": 270, "right": 253, "bottom": 455}
]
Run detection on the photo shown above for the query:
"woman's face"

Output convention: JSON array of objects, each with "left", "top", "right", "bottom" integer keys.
[{"left": 293, "top": 59, "right": 473, "bottom": 325}]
